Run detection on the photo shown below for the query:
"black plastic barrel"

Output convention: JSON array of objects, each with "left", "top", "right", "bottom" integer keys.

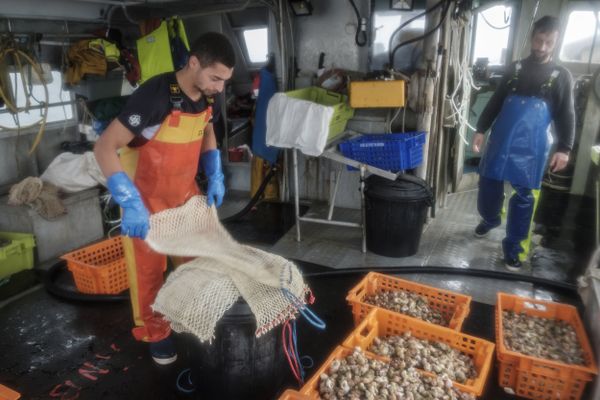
[
  {"left": 365, "top": 174, "right": 433, "bottom": 257},
  {"left": 182, "top": 298, "right": 286, "bottom": 400}
]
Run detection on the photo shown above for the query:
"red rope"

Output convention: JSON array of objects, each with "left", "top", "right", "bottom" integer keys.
[{"left": 282, "top": 320, "right": 302, "bottom": 385}]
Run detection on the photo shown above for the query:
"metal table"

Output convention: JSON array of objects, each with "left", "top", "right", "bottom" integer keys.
[
  {"left": 593, "top": 145, "right": 600, "bottom": 247},
  {"left": 292, "top": 131, "right": 402, "bottom": 253}
]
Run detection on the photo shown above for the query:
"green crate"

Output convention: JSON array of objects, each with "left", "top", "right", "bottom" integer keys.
[
  {"left": 0, "top": 231, "right": 36, "bottom": 280},
  {"left": 285, "top": 87, "right": 355, "bottom": 140}
]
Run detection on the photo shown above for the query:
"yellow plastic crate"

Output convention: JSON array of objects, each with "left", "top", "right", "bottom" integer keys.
[
  {"left": 349, "top": 80, "right": 406, "bottom": 108},
  {"left": 0, "top": 231, "right": 36, "bottom": 280},
  {"left": 285, "top": 87, "right": 354, "bottom": 140}
]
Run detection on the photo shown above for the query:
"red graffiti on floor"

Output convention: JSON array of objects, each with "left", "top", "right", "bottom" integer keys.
[
  {"left": 78, "top": 362, "right": 109, "bottom": 381},
  {"left": 48, "top": 343, "right": 120, "bottom": 399},
  {"left": 49, "top": 380, "right": 80, "bottom": 400}
]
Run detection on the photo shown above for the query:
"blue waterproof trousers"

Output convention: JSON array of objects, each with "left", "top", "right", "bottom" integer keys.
[{"left": 478, "top": 176, "right": 538, "bottom": 261}]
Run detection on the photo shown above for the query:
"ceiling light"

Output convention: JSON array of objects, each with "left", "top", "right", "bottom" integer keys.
[
  {"left": 390, "top": 0, "right": 414, "bottom": 11},
  {"left": 289, "top": 0, "right": 313, "bottom": 17}
]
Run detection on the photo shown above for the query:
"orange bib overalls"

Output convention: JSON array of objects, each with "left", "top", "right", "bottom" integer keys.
[{"left": 120, "top": 85, "right": 212, "bottom": 342}]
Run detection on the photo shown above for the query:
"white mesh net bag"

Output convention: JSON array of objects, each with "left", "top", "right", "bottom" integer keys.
[{"left": 147, "top": 195, "right": 308, "bottom": 342}]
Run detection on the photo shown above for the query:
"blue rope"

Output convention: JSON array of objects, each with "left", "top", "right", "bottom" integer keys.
[
  {"left": 300, "top": 355, "right": 314, "bottom": 369},
  {"left": 298, "top": 306, "right": 326, "bottom": 330},
  {"left": 279, "top": 266, "right": 323, "bottom": 383},
  {"left": 291, "top": 320, "right": 315, "bottom": 382},
  {"left": 291, "top": 320, "right": 305, "bottom": 381},
  {"left": 175, "top": 368, "right": 195, "bottom": 394},
  {"left": 282, "top": 288, "right": 326, "bottom": 330}
]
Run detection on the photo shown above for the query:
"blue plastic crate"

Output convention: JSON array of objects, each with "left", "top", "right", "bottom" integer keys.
[{"left": 339, "top": 132, "right": 426, "bottom": 172}]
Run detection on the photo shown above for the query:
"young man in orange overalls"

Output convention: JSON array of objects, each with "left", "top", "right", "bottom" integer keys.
[{"left": 94, "top": 32, "right": 234, "bottom": 365}]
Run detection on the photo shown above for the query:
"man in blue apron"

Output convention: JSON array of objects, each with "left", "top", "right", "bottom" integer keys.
[{"left": 472, "top": 16, "right": 575, "bottom": 272}]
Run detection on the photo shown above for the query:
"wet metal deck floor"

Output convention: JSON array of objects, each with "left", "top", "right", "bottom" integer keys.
[
  {"left": 271, "top": 189, "right": 588, "bottom": 305},
  {"left": 1, "top": 268, "right": 561, "bottom": 400},
  {"left": 0, "top": 187, "right": 593, "bottom": 399}
]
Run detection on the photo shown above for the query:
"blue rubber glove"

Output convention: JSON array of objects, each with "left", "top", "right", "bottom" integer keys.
[
  {"left": 107, "top": 172, "right": 150, "bottom": 239},
  {"left": 200, "top": 149, "right": 225, "bottom": 208}
]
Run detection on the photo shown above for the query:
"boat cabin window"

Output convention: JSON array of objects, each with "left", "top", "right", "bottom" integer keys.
[
  {"left": 472, "top": 5, "right": 513, "bottom": 66},
  {"left": 0, "top": 70, "right": 73, "bottom": 129},
  {"left": 560, "top": 10, "right": 600, "bottom": 65},
  {"left": 371, "top": 9, "right": 426, "bottom": 72},
  {"left": 242, "top": 27, "right": 269, "bottom": 65}
]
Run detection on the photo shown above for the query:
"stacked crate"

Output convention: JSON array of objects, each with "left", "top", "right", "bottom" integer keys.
[
  {"left": 291, "top": 272, "right": 493, "bottom": 399},
  {"left": 495, "top": 293, "right": 598, "bottom": 400},
  {"left": 280, "top": 274, "right": 598, "bottom": 399}
]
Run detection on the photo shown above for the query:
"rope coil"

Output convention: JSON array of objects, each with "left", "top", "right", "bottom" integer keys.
[{"left": 0, "top": 35, "right": 49, "bottom": 154}]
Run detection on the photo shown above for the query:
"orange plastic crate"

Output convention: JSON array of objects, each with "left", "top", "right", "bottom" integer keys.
[
  {"left": 61, "top": 236, "right": 129, "bottom": 295},
  {"left": 299, "top": 345, "right": 475, "bottom": 398},
  {"left": 299, "top": 346, "right": 388, "bottom": 398},
  {"left": 346, "top": 272, "right": 471, "bottom": 331},
  {"left": 278, "top": 389, "right": 311, "bottom": 400},
  {"left": 341, "top": 307, "right": 495, "bottom": 396},
  {"left": 495, "top": 292, "right": 598, "bottom": 400},
  {"left": 0, "top": 384, "right": 21, "bottom": 400}
]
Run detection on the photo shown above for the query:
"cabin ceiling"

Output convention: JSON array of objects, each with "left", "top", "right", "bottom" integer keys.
[
  {"left": 66, "top": 0, "right": 262, "bottom": 16},
  {"left": 0, "top": 0, "right": 262, "bottom": 22}
]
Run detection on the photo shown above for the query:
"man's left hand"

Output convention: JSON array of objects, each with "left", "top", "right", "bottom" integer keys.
[
  {"left": 201, "top": 149, "right": 225, "bottom": 208},
  {"left": 549, "top": 152, "right": 569, "bottom": 172},
  {"left": 206, "top": 177, "right": 225, "bottom": 208}
]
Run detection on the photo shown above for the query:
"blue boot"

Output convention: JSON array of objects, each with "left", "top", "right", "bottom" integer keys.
[
  {"left": 476, "top": 176, "right": 504, "bottom": 237},
  {"left": 149, "top": 336, "right": 177, "bottom": 365},
  {"left": 502, "top": 183, "right": 535, "bottom": 271}
]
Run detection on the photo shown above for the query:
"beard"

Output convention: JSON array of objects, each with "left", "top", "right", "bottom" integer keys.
[
  {"left": 199, "top": 87, "right": 217, "bottom": 97},
  {"left": 531, "top": 50, "right": 551, "bottom": 63}
]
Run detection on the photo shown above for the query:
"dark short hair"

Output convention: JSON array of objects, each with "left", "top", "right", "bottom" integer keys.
[
  {"left": 189, "top": 32, "right": 235, "bottom": 69},
  {"left": 532, "top": 16, "right": 560, "bottom": 37}
]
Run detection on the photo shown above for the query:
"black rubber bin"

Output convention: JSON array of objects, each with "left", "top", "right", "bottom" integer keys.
[
  {"left": 180, "top": 298, "right": 286, "bottom": 400},
  {"left": 365, "top": 174, "right": 433, "bottom": 257}
]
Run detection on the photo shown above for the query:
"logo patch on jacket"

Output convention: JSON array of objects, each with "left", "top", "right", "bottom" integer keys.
[{"left": 128, "top": 114, "right": 141, "bottom": 127}]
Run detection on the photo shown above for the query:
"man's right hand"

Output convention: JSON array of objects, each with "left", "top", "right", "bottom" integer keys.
[
  {"left": 107, "top": 172, "right": 150, "bottom": 239},
  {"left": 472, "top": 132, "right": 485, "bottom": 153}
]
